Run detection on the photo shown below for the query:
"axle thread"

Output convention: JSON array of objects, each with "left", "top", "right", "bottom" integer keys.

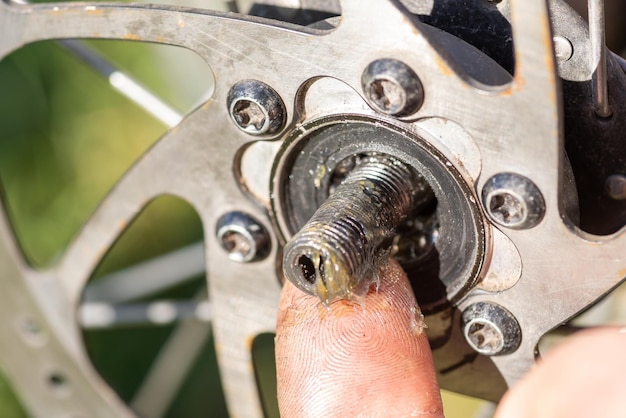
[{"left": 283, "top": 154, "right": 430, "bottom": 305}]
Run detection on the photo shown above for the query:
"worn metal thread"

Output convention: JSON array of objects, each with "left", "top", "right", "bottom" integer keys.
[{"left": 283, "top": 155, "right": 430, "bottom": 305}]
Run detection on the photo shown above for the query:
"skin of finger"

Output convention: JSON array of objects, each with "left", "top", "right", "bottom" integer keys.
[
  {"left": 495, "top": 327, "right": 626, "bottom": 418},
  {"left": 275, "top": 259, "right": 443, "bottom": 418}
]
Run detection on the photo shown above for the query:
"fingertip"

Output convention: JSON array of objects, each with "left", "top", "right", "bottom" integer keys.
[
  {"left": 496, "top": 327, "right": 626, "bottom": 418},
  {"left": 276, "top": 259, "right": 443, "bottom": 418}
]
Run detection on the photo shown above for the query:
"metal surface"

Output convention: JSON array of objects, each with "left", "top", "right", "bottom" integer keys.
[
  {"left": 462, "top": 302, "right": 522, "bottom": 356},
  {"left": 283, "top": 154, "right": 429, "bottom": 305},
  {"left": 0, "top": 0, "right": 625, "bottom": 417},
  {"left": 361, "top": 58, "right": 424, "bottom": 117},
  {"left": 216, "top": 211, "right": 271, "bottom": 262},
  {"left": 271, "top": 117, "right": 486, "bottom": 311},
  {"left": 481, "top": 173, "right": 546, "bottom": 230},
  {"left": 227, "top": 80, "right": 286, "bottom": 135},
  {"left": 588, "top": 0, "right": 611, "bottom": 117}
]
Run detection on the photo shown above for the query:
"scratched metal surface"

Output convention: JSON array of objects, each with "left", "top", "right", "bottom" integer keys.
[{"left": 0, "top": 0, "right": 624, "bottom": 417}]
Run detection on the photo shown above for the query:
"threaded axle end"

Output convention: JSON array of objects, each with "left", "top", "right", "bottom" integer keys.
[{"left": 283, "top": 154, "right": 430, "bottom": 305}]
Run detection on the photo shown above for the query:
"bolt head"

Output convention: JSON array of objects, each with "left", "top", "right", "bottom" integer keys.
[
  {"left": 465, "top": 319, "right": 505, "bottom": 355},
  {"left": 216, "top": 212, "right": 271, "bottom": 262},
  {"left": 553, "top": 36, "right": 573, "bottom": 61},
  {"left": 605, "top": 174, "right": 626, "bottom": 200},
  {"left": 482, "top": 173, "right": 545, "bottom": 229},
  {"left": 232, "top": 100, "right": 268, "bottom": 132},
  {"left": 227, "top": 80, "right": 286, "bottom": 135},
  {"left": 462, "top": 302, "right": 521, "bottom": 356},
  {"left": 362, "top": 59, "right": 423, "bottom": 117}
]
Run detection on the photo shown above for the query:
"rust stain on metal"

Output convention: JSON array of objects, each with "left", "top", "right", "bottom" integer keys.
[
  {"left": 541, "top": 17, "right": 558, "bottom": 107},
  {"left": 245, "top": 335, "right": 254, "bottom": 351},
  {"left": 434, "top": 54, "right": 454, "bottom": 77},
  {"left": 123, "top": 33, "right": 141, "bottom": 41},
  {"left": 85, "top": 8, "right": 103, "bottom": 16},
  {"left": 499, "top": 73, "right": 525, "bottom": 97}
]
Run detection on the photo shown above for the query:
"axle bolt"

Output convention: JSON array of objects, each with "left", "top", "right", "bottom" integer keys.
[
  {"left": 216, "top": 212, "right": 270, "bottom": 262},
  {"left": 462, "top": 302, "right": 521, "bottom": 356},
  {"left": 482, "top": 173, "right": 545, "bottom": 229},
  {"left": 361, "top": 59, "right": 424, "bottom": 117},
  {"left": 282, "top": 154, "right": 431, "bottom": 305},
  {"left": 227, "top": 80, "right": 286, "bottom": 135}
]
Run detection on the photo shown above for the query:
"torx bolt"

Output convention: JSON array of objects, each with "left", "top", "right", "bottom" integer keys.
[
  {"left": 282, "top": 155, "right": 431, "bottom": 305},
  {"left": 482, "top": 173, "right": 546, "bottom": 230},
  {"left": 361, "top": 59, "right": 424, "bottom": 117},
  {"left": 216, "top": 212, "right": 271, "bottom": 262},
  {"left": 227, "top": 80, "right": 286, "bottom": 135},
  {"left": 462, "top": 302, "right": 521, "bottom": 356}
]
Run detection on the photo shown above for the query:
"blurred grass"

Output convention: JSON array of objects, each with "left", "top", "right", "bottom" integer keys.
[{"left": 0, "top": 40, "right": 167, "bottom": 267}]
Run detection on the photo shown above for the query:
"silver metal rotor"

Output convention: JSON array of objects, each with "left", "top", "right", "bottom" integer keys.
[{"left": 0, "top": 0, "right": 625, "bottom": 417}]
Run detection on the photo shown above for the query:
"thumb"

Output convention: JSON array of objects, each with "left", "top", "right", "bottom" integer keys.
[
  {"left": 275, "top": 258, "right": 443, "bottom": 418},
  {"left": 495, "top": 327, "right": 626, "bottom": 418}
]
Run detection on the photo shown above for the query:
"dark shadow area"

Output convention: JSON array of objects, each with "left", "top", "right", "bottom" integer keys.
[
  {"left": 419, "top": 0, "right": 515, "bottom": 75},
  {"left": 248, "top": 3, "right": 339, "bottom": 27},
  {"left": 562, "top": 55, "right": 626, "bottom": 234}
]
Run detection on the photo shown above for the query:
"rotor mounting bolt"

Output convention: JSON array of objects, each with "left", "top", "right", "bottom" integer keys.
[
  {"left": 282, "top": 154, "right": 431, "bottom": 305},
  {"left": 553, "top": 36, "right": 574, "bottom": 62},
  {"left": 605, "top": 174, "right": 626, "bottom": 200},
  {"left": 361, "top": 59, "right": 424, "bottom": 117},
  {"left": 227, "top": 80, "right": 286, "bottom": 135},
  {"left": 462, "top": 302, "right": 521, "bottom": 356},
  {"left": 216, "top": 212, "right": 271, "bottom": 262},
  {"left": 481, "top": 173, "right": 545, "bottom": 230}
]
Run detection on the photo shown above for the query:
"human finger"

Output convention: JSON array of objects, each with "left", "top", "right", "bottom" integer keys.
[
  {"left": 496, "top": 327, "right": 626, "bottom": 418},
  {"left": 275, "top": 258, "right": 443, "bottom": 418}
]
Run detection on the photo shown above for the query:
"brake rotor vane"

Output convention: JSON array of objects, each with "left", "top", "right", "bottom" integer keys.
[{"left": 283, "top": 154, "right": 431, "bottom": 306}]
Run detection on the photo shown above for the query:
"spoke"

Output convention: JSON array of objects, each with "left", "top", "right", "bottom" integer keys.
[
  {"left": 60, "top": 40, "right": 183, "bottom": 127},
  {"left": 79, "top": 299, "right": 211, "bottom": 328},
  {"left": 130, "top": 294, "right": 212, "bottom": 418},
  {"left": 83, "top": 242, "right": 205, "bottom": 303},
  {"left": 588, "top": 0, "right": 611, "bottom": 117}
]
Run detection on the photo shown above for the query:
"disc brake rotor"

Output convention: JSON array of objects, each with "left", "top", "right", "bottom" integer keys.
[{"left": 0, "top": 0, "right": 625, "bottom": 416}]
